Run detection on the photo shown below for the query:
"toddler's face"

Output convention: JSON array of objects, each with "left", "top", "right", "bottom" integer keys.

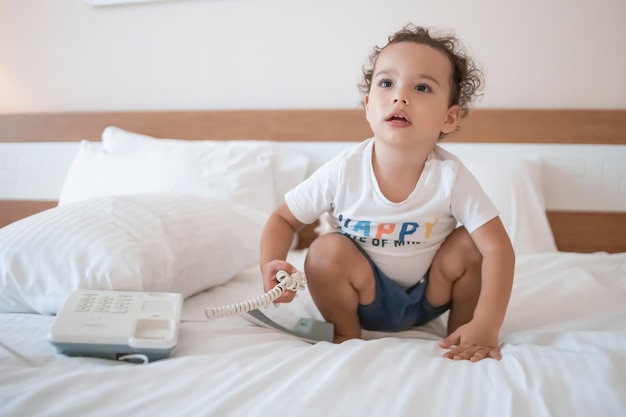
[{"left": 364, "top": 41, "right": 460, "bottom": 146}]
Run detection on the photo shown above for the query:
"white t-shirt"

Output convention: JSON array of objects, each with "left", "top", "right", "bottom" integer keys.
[{"left": 285, "top": 138, "right": 499, "bottom": 288}]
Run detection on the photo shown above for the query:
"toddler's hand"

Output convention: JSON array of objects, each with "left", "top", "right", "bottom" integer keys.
[
  {"left": 439, "top": 320, "right": 501, "bottom": 362},
  {"left": 261, "top": 260, "right": 298, "bottom": 304}
]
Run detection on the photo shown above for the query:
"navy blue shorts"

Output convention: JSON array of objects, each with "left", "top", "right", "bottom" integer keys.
[{"left": 344, "top": 235, "right": 450, "bottom": 332}]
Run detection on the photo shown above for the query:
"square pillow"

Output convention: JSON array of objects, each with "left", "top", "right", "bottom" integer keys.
[
  {"left": 58, "top": 136, "right": 278, "bottom": 215},
  {"left": 0, "top": 193, "right": 267, "bottom": 315},
  {"left": 100, "top": 126, "right": 310, "bottom": 209}
]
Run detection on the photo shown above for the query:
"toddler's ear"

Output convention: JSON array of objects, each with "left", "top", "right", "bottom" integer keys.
[
  {"left": 364, "top": 95, "right": 373, "bottom": 124},
  {"left": 441, "top": 105, "right": 462, "bottom": 134}
]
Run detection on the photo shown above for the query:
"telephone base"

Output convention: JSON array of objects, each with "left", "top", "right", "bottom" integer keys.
[
  {"left": 48, "top": 290, "right": 182, "bottom": 363},
  {"left": 51, "top": 342, "right": 173, "bottom": 362}
]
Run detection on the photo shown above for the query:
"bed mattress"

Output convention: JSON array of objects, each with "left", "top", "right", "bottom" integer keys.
[{"left": 1, "top": 250, "right": 625, "bottom": 417}]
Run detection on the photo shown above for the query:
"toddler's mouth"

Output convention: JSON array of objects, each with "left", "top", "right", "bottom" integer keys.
[{"left": 386, "top": 112, "right": 411, "bottom": 125}]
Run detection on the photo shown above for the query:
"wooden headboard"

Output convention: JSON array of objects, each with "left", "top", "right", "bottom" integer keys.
[{"left": 1, "top": 109, "right": 625, "bottom": 253}]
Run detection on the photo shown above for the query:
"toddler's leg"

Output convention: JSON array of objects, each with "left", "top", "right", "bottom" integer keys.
[
  {"left": 427, "top": 227, "right": 482, "bottom": 334},
  {"left": 304, "top": 234, "right": 375, "bottom": 343}
]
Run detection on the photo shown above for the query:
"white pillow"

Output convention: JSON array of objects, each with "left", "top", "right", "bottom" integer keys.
[
  {"left": 100, "top": 126, "right": 309, "bottom": 209},
  {"left": 462, "top": 157, "right": 557, "bottom": 254},
  {"left": 59, "top": 136, "right": 278, "bottom": 215},
  {"left": 0, "top": 193, "right": 266, "bottom": 315}
]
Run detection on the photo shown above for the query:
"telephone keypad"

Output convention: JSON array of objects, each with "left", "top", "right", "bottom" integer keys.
[{"left": 74, "top": 293, "right": 132, "bottom": 314}]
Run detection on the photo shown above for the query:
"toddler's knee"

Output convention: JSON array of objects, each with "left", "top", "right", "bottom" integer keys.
[
  {"left": 454, "top": 227, "right": 482, "bottom": 269},
  {"left": 305, "top": 234, "right": 347, "bottom": 273},
  {"left": 436, "top": 227, "right": 482, "bottom": 275},
  {"left": 457, "top": 225, "right": 480, "bottom": 249}
]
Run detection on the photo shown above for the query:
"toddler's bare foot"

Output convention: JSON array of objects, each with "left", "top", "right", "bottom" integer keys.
[{"left": 333, "top": 335, "right": 357, "bottom": 343}]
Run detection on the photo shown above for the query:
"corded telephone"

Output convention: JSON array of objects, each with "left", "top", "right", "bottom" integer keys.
[{"left": 49, "top": 271, "right": 333, "bottom": 363}]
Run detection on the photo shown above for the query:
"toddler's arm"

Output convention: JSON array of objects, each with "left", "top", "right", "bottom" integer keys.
[
  {"left": 260, "top": 203, "right": 306, "bottom": 304},
  {"left": 441, "top": 217, "right": 515, "bottom": 360}
]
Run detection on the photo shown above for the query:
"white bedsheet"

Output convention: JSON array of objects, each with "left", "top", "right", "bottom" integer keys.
[{"left": 1, "top": 251, "right": 625, "bottom": 417}]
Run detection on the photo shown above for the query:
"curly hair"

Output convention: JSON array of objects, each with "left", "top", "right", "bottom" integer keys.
[{"left": 358, "top": 24, "right": 484, "bottom": 118}]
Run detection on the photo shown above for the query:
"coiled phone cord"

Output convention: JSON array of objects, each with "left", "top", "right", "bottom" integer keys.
[{"left": 205, "top": 270, "right": 306, "bottom": 319}]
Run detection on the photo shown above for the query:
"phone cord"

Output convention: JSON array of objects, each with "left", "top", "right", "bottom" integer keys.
[{"left": 204, "top": 270, "right": 306, "bottom": 320}]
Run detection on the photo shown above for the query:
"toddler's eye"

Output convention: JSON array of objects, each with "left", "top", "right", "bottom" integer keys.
[
  {"left": 378, "top": 79, "right": 393, "bottom": 88},
  {"left": 415, "top": 84, "right": 431, "bottom": 92}
]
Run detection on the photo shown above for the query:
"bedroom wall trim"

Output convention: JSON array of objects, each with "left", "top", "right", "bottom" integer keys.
[{"left": 1, "top": 109, "right": 625, "bottom": 144}]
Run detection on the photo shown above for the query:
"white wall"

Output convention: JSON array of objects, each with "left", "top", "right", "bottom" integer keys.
[{"left": 1, "top": 0, "right": 625, "bottom": 113}]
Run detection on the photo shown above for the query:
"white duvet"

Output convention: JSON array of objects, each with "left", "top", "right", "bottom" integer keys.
[{"left": 1, "top": 251, "right": 625, "bottom": 417}]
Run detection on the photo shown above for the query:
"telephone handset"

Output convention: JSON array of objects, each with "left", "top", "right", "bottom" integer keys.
[{"left": 205, "top": 270, "right": 334, "bottom": 343}]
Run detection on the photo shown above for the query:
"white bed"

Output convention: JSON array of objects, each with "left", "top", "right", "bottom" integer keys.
[{"left": 0, "top": 109, "right": 625, "bottom": 417}]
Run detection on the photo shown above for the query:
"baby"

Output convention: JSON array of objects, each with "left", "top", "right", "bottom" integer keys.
[{"left": 260, "top": 24, "right": 515, "bottom": 362}]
